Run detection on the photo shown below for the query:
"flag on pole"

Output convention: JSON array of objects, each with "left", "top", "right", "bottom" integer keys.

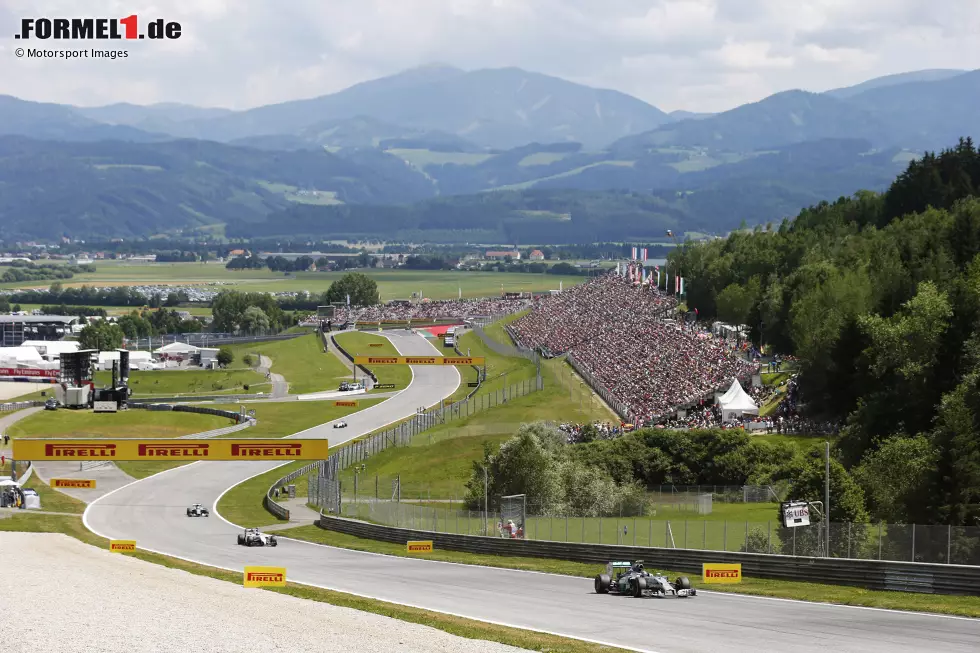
[
  {"left": 459, "top": 287, "right": 462, "bottom": 300},
  {"left": 615, "top": 261, "right": 621, "bottom": 275},
  {"left": 641, "top": 248, "right": 648, "bottom": 262},
  {"left": 559, "top": 281, "right": 563, "bottom": 291},
  {"left": 346, "top": 294, "right": 350, "bottom": 307},
  {"left": 631, "top": 246, "right": 638, "bottom": 260},
  {"left": 675, "top": 276, "right": 680, "bottom": 294},
  {"left": 680, "top": 277, "right": 685, "bottom": 295}
]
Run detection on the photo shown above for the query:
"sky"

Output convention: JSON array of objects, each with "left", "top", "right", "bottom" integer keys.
[{"left": 1, "top": 0, "right": 979, "bottom": 113}]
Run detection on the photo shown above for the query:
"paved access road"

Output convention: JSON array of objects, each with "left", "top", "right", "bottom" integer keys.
[{"left": 84, "top": 332, "right": 980, "bottom": 653}]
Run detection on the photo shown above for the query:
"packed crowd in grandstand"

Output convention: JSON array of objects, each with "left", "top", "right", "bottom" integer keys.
[
  {"left": 509, "top": 272, "right": 758, "bottom": 425},
  {"left": 331, "top": 297, "right": 536, "bottom": 324}
]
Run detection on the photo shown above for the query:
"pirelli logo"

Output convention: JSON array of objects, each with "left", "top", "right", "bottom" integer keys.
[
  {"left": 353, "top": 356, "right": 485, "bottom": 366},
  {"left": 15, "top": 438, "right": 329, "bottom": 460},
  {"left": 109, "top": 540, "right": 136, "bottom": 553},
  {"left": 334, "top": 400, "right": 358, "bottom": 407},
  {"left": 702, "top": 563, "right": 742, "bottom": 583},
  {"left": 230, "top": 443, "right": 303, "bottom": 458},
  {"left": 406, "top": 540, "right": 433, "bottom": 553},
  {"left": 244, "top": 566, "right": 286, "bottom": 587},
  {"left": 138, "top": 443, "right": 209, "bottom": 458},
  {"left": 50, "top": 478, "right": 96, "bottom": 489},
  {"left": 369, "top": 343, "right": 384, "bottom": 347},
  {"left": 44, "top": 443, "right": 116, "bottom": 458}
]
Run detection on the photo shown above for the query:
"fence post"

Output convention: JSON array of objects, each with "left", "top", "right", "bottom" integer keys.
[
  {"left": 767, "top": 521, "right": 771, "bottom": 554},
  {"left": 911, "top": 523, "right": 916, "bottom": 562},
  {"left": 744, "top": 521, "right": 748, "bottom": 552},
  {"left": 878, "top": 522, "right": 883, "bottom": 560},
  {"left": 702, "top": 521, "right": 706, "bottom": 549},
  {"left": 724, "top": 521, "right": 727, "bottom": 551},
  {"left": 947, "top": 525, "right": 952, "bottom": 564}
]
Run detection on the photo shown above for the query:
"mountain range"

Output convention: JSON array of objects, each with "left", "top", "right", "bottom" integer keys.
[{"left": 1, "top": 65, "right": 978, "bottom": 242}]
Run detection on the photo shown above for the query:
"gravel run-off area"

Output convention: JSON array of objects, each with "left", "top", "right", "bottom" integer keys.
[{"left": 0, "top": 533, "right": 530, "bottom": 653}]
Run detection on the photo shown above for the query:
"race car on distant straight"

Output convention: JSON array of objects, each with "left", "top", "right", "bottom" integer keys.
[
  {"left": 594, "top": 561, "right": 696, "bottom": 598},
  {"left": 186, "top": 503, "right": 209, "bottom": 517},
  {"left": 237, "top": 528, "right": 277, "bottom": 547},
  {"left": 334, "top": 420, "right": 347, "bottom": 428}
]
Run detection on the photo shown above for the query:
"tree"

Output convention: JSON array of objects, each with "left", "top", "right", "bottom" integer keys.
[
  {"left": 240, "top": 306, "right": 270, "bottom": 333},
  {"left": 78, "top": 320, "right": 124, "bottom": 351},
  {"left": 325, "top": 272, "right": 379, "bottom": 306},
  {"left": 216, "top": 347, "right": 233, "bottom": 367}
]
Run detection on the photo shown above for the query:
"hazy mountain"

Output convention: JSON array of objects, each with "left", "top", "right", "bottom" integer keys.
[
  {"left": 824, "top": 69, "right": 968, "bottom": 99},
  {"left": 609, "top": 90, "right": 886, "bottom": 154},
  {"left": 666, "top": 110, "right": 714, "bottom": 121},
  {"left": 0, "top": 136, "right": 435, "bottom": 240},
  {"left": 74, "top": 102, "right": 235, "bottom": 138},
  {"left": 0, "top": 95, "right": 166, "bottom": 142},
  {"left": 842, "top": 69, "right": 980, "bottom": 150},
  {"left": 178, "top": 65, "right": 670, "bottom": 149}
]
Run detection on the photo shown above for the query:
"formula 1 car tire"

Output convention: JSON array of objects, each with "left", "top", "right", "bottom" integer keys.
[
  {"left": 632, "top": 577, "right": 646, "bottom": 597},
  {"left": 594, "top": 574, "right": 611, "bottom": 594},
  {"left": 237, "top": 535, "right": 244, "bottom": 545},
  {"left": 675, "top": 576, "right": 691, "bottom": 590}
]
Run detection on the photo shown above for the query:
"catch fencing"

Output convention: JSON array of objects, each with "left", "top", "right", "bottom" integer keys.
[
  {"left": 328, "top": 332, "right": 378, "bottom": 384},
  {"left": 316, "top": 484, "right": 980, "bottom": 566},
  {"left": 566, "top": 352, "right": 631, "bottom": 421},
  {"left": 315, "top": 514, "right": 980, "bottom": 595}
]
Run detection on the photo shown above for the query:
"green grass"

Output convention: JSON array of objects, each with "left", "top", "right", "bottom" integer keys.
[
  {"left": 6, "top": 408, "right": 231, "bottom": 440},
  {"left": 94, "top": 369, "right": 266, "bottom": 397},
  {"left": 210, "top": 398, "right": 385, "bottom": 438},
  {"left": 0, "top": 513, "right": 630, "bottom": 653},
  {"left": 227, "top": 332, "right": 350, "bottom": 395},
  {"left": 23, "top": 472, "right": 88, "bottom": 513},
  {"left": 334, "top": 332, "right": 414, "bottom": 391},
  {"left": 215, "top": 460, "right": 307, "bottom": 527},
  {"left": 0, "top": 263, "right": 586, "bottom": 300},
  {"left": 277, "top": 525, "right": 980, "bottom": 618}
]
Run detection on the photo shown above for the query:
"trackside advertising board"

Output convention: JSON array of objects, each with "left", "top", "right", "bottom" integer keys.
[
  {"left": 109, "top": 540, "right": 136, "bottom": 553},
  {"left": 50, "top": 478, "right": 96, "bottom": 489},
  {"left": 353, "top": 356, "right": 485, "bottom": 366},
  {"left": 702, "top": 563, "right": 742, "bottom": 583},
  {"left": 12, "top": 439, "right": 329, "bottom": 461},
  {"left": 334, "top": 400, "right": 358, "bottom": 407},
  {"left": 244, "top": 566, "right": 286, "bottom": 587},
  {"left": 406, "top": 540, "right": 434, "bottom": 553}
]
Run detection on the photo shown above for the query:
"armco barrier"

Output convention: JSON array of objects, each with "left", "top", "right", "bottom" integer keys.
[
  {"left": 1, "top": 401, "right": 44, "bottom": 412},
  {"left": 130, "top": 402, "right": 244, "bottom": 423},
  {"left": 266, "top": 460, "right": 324, "bottom": 521},
  {"left": 316, "top": 514, "right": 980, "bottom": 596},
  {"left": 329, "top": 332, "right": 378, "bottom": 384}
]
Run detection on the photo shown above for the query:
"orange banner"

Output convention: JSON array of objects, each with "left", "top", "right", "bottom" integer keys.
[{"left": 50, "top": 478, "right": 96, "bottom": 489}]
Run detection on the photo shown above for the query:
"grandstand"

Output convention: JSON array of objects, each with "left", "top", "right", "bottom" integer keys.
[
  {"left": 0, "top": 315, "right": 78, "bottom": 347},
  {"left": 508, "top": 271, "right": 758, "bottom": 426}
]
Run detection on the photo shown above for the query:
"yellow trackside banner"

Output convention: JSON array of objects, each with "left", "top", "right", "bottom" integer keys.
[
  {"left": 109, "top": 540, "right": 136, "bottom": 553},
  {"left": 50, "top": 478, "right": 96, "bottom": 489},
  {"left": 702, "top": 563, "right": 742, "bottom": 583},
  {"left": 406, "top": 540, "right": 434, "bottom": 553},
  {"left": 334, "top": 400, "right": 358, "bottom": 407},
  {"left": 354, "top": 356, "right": 485, "bottom": 366},
  {"left": 12, "top": 439, "right": 329, "bottom": 461},
  {"left": 369, "top": 343, "right": 384, "bottom": 347},
  {"left": 244, "top": 566, "right": 286, "bottom": 587}
]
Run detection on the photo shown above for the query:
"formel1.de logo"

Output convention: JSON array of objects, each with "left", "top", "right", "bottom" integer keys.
[{"left": 15, "top": 16, "right": 181, "bottom": 40}]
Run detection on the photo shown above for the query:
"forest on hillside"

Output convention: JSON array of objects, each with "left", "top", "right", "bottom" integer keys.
[{"left": 671, "top": 137, "right": 980, "bottom": 528}]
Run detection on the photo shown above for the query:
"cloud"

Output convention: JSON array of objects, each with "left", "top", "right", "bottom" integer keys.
[{"left": 1, "top": 0, "right": 978, "bottom": 113}]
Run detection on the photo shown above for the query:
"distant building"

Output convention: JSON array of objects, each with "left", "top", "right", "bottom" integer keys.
[
  {"left": 485, "top": 250, "right": 521, "bottom": 261},
  {"left": 228, "top": 249, "right": 249, "bottom": 257},
  {"left": 529, "top": 249, "right": 545, "bottom": 261}
]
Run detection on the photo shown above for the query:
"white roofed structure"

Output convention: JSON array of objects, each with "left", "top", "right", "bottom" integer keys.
[
  {"left": 153, "top": 342, "right": 200, "bottom": 355},
  {"left": 716, "top": 379, "right": 759, "bottom": 422}
]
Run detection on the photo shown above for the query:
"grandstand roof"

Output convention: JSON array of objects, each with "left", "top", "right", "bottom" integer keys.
[{"left": 0, "top": 315, "right": 78, "bottom": 325}]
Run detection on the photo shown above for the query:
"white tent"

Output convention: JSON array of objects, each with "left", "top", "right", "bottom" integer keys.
[
  {"left": 21, "top": 340, "right": 79, "bottom": 360},
  {"left": 0, "top": 346, "right": 44, "bottom": 366},
  {"left": 716, "top": 379, "right": 742, "bottom": 405},
  {"left": 717, "top": 380, "right": 759, "bottom": 422},
  {"left": 153, "top": 342, "right": 200, "bottom": 355}
]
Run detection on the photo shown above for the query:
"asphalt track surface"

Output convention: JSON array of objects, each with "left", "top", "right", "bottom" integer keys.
[{"left": 84, "top": 332, "right": 980, "bottom": 653}]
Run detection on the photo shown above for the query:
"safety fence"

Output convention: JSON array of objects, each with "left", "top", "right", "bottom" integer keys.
[
  {"left": 472, "top": 323, "right": 537, "bottom": 362},
  {"left": 566, "top": 352, "right": 631, "bottom": 421},
  {"left": 451, "top": 328, "right": 483, "bottom": 399},
  {"left": 315, "top": 514, "right": 980, "bottom": 595},
  {"left": 266, "top": 460, "right": 324, "bottom": 521},
  {"left": 0, "top": 401, "right": 43, "bottom": 412},
  {"left": 324, "top": 494, "right": 980, "bottom": 566}
]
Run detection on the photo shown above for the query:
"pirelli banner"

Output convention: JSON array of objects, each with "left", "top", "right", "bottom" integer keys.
[
  {"left": 353, "top": 356, "right": 485, "bottom": 366},
  {"left": 12, "top": 439, "right": 329, "bottom": 461},
  {"left": 50, "top": 478, "right": 96, "bottom": 489},
  {"left": 702, "top": 563, "right": 742, "bottom": 583},
  {"left": 244, "top": 566, "right": 287, "bottom": 588}
]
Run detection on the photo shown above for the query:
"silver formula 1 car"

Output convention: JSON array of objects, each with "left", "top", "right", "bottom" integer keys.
[
  {"left": 594, "top": 561, "right": 696, "bottom": 598},
  {"left": 237, "top": 527, "right": 277, "bottom": 547},
  {"left": 186, "top": 503, "right": 209, "bottom": 517}
]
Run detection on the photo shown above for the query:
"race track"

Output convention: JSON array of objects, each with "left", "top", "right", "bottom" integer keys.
[{"left": 84, "top": 331, "right": 980, "bottom": 653}]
